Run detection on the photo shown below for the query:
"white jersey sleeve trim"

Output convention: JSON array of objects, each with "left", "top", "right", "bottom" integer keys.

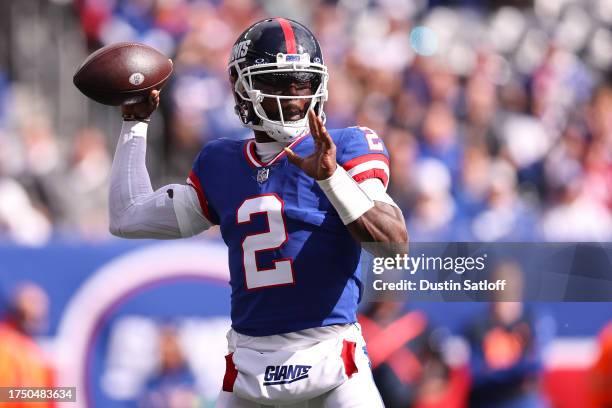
[
  {"left": 358, "top": 178, "right": 399, "bottom": 208},
  {"left": 346, "top": 161, "right": 390, "bottom": 183},
  {"left": 173, "top": 184, "right": 213, "bottom": 237}
]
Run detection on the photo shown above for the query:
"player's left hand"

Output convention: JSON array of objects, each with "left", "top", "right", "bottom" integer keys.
[{"left": 284, "top": 110, "right": 337, "bottom": 180}]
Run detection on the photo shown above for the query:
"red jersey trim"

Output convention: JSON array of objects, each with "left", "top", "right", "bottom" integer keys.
[
  {"left": 342, "top": 154, "right": 389, "bottom": 171},
  {"left": 243, "top": 135, "right": 310, "bottom": 168},
  {"left": 187, "top": 170, "right": 217, "bottom": 224},
  {"left": 352, "top": 169, "right": 389, "bottom": 188}
]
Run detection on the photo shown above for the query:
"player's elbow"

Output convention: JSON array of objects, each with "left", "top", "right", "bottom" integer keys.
[
  {"left": 108, "top": 214, "right": 137, "bottom": 239},
  {"left": 386, "top": 206, "right": 408, "bottom": 244},
  {"left": 362, "top": 203, "right": 408, "bottom": 245},
  {"left": 390, "top": 224, "right": 408, "bottom": 244},
  {"left": 108, "top": 223, "right": 121, "bottom": 237},
  {"left": 109, "top": 218, "right": 127, "bottom": 238},
  {"left": 362, "top": 218, "right": 408, "bottom": 258},
  {"left": 384, "top": 220, "right": 408, "bottom": 246},
  {"left": 381, "top": 210, "right": 409, "bottom": 256},
  {"left": 396, "top": 217, "right": 409, "bottom": 244}
]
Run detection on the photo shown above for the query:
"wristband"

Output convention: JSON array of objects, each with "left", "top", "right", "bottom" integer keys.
[
  {"left": 317, "top": 165, "right": 374, "bottom": 225},
  {"left": 121, "top": 120, "right": 149, "bottom": 141}
]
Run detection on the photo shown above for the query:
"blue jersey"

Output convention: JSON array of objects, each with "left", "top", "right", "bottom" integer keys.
[{"left": 188, "top": 127, "right": 390, "bottom": 336}]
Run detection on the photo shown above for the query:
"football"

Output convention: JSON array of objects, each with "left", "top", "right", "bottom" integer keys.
[{"left": 73, "top": 42, "right": 173, "bottom": 106}]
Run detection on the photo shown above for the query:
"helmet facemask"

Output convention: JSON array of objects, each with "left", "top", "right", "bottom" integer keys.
[{"left": 230, "top": 53, "right": 328, "bottom": 143}]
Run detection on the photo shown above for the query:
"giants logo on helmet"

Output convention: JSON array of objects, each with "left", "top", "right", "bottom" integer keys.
[{"left": 229, "top": 40, "right": 251, "bottom": 62}]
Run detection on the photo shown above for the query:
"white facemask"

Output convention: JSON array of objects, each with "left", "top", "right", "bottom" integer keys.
[{"left": 230, "top": 53, "right": 329, "bottom": 143}]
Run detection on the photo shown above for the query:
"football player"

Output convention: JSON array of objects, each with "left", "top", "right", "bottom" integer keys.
[{"left": 110, "top": 18, "right": 407, "bottom": 407}]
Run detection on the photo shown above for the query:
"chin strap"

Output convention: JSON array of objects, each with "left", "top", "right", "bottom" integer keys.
[{"left": 262, "top": 121, "right": 309, "bottom": 143}]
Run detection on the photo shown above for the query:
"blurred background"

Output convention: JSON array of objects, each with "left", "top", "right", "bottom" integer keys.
[{"left": 0, "top": 0, "right": 610, "bottom": 407}]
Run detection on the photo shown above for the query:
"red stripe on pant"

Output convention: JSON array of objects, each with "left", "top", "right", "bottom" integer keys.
[
  {"left": 341, "top": 340, "right": 359, "bottom": 378},
  {"left": 222, "top": 353, "right": 238, "bottom": 392}
]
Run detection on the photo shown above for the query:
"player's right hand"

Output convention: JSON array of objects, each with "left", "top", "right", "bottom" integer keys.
[
  {"left": 284, "top": 110, "right": 338, "bottom": 180},
  {"left": 121, "top": 89, "right": 160, "bottom": 120}
]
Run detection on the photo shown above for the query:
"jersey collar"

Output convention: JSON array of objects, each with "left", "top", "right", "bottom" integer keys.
[{"left": 243, "top": 134, "right": 309, "bottom": 168}]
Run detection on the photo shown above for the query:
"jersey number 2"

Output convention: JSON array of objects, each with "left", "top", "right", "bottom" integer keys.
[
  {"left": 357, "top": 126, "right": 384, "bottom": 151},
  {"left": 236, "top": 194, "right": 294, "bottom": 290}
]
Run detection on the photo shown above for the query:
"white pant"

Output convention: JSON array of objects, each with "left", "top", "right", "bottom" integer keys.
[{"left": 215, "top": 324, "right": 384, "bottom": 408}]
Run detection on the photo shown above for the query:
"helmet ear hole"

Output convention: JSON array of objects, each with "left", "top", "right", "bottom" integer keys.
[
  {"left": 235, "top": 100, "right": 258, "bottom": 126},
  {"left": 229, "top": 67, "right": 239, "bottom": 86},
  {"left": 229, "top": 64, "right": 258, "bottom": 125}
]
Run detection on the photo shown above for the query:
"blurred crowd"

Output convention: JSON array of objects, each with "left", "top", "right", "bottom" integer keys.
[{"left": 0, "top": 0, "right": 610, "bottom": 244}]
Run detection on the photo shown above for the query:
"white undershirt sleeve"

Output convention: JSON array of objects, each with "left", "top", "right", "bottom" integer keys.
[
  {"left": 173, "top": 183, "right": 213, "bottom": 237},
  {"left": 316, "top": 167, "right": 400, "bottom": 225},
  {"left": 358, "top": 178, "right": 399, "bottom": 208},
  {"left": 109, "top": 121, "right": 212, "bottom": 239}
]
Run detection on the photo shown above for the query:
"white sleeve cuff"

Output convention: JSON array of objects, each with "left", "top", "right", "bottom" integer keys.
[
  {"left": 317, "top": 165, "right": 374, "bottom": 225},
  {"left": 121, "top": 120, "right": 149, "bottom": 141},
  {"left": 358, "top": 178, "right": 399, "bottom": 208}
]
